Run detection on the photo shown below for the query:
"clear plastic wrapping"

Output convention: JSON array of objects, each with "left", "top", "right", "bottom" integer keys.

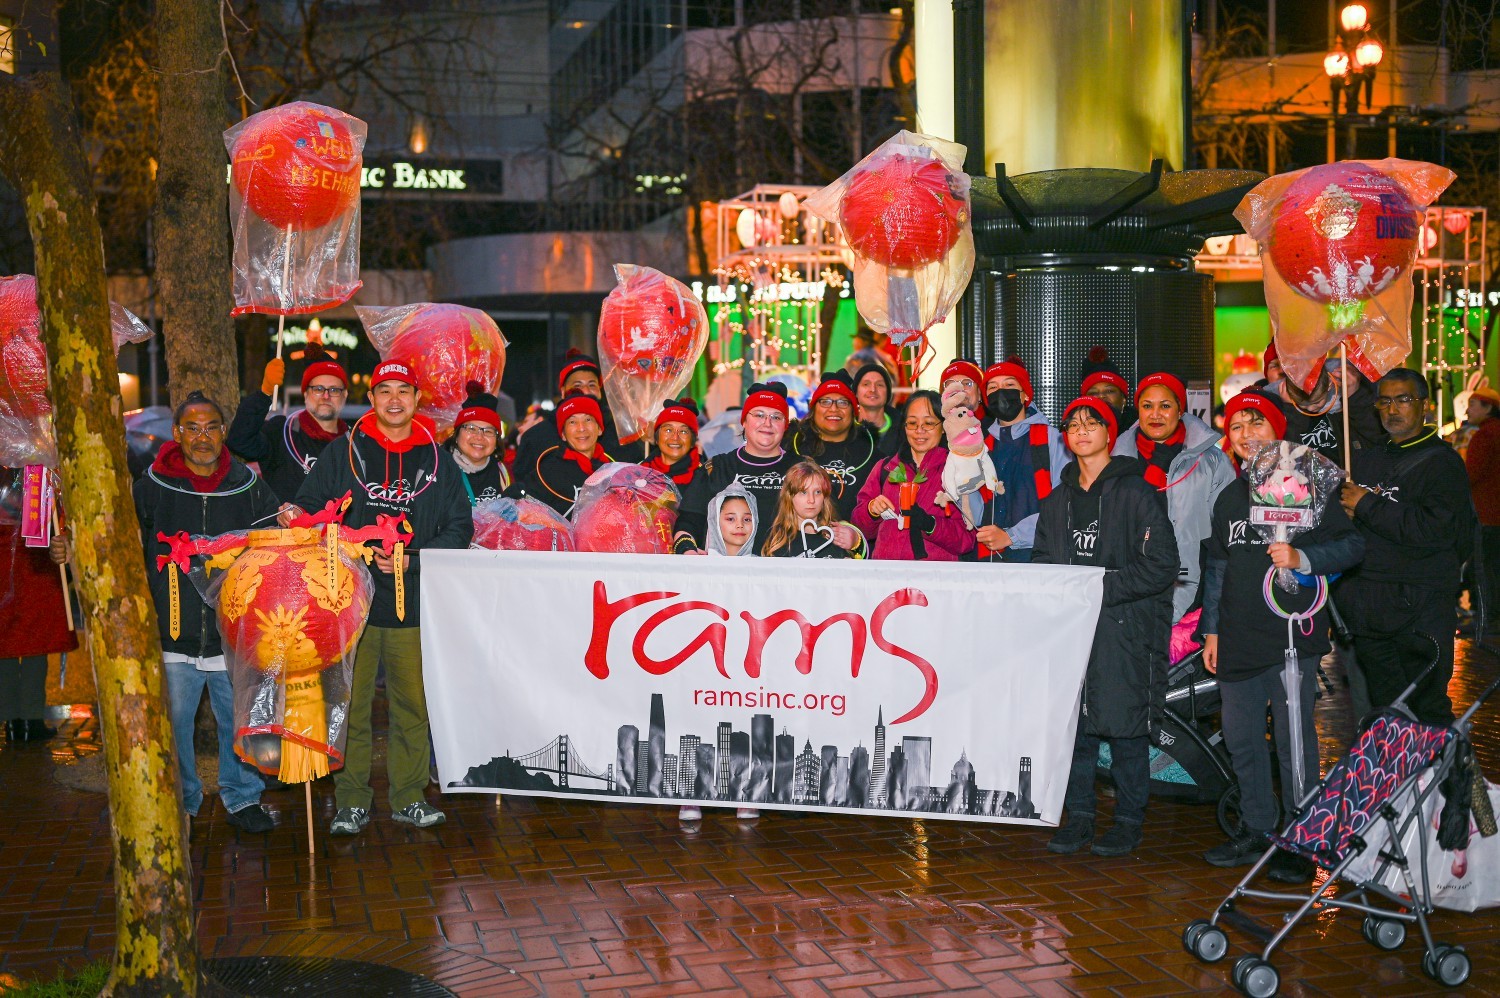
[
  {"left": 569, "top": 462, "right": 680, "bottom": 554},
  {"left": 471, "top": 496, "right": 575, "bottom": 552},
  {"left": 358, "top": 302, "right": 509, "bottom": 435},
  {"left": 597, "top": 264, "right": 708, "bottom": 446},
  {"left": 0, "top": 274, "right": 154, "bottom": 468},
  {"left": 803, "top": 131, "right": 975, "bottom": 371},
  {"left": 1233, "top": 159, "right": 1455, "bottom": 391},
  {"left": 1244, "top": 440, "right": 1345, "bottom": 592},
  {"left": 225, "top": 102, "right": 367, "bottom": 316}
]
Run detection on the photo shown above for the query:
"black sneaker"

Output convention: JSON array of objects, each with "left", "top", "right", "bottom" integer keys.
[
  {"left": 329, "top": 807, "right": 370, "bottom": 836},
  {"left": 1091, "top": 821, "right": 1143, "bottom": 857},
  {"left": 225, "top": 803, "right": 275, "bottom": 833},
  {"left": 1047, "top": 818, "right": 1095, "bottom": 854},
  {"left": 1265, "top": 850, "right": 1316, "bottom": 884},
  {"left": 1204, "top": 831, "right": 1266, "bottom": 868}
]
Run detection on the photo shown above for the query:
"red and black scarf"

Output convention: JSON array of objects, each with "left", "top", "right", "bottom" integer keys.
[
  {"left": 562, "top": 444, "right": 609, "bottom": 476},
  {"left": 648, "top": 450, "right": 701, "bottom": 485},
  {"left": 152, "top": 442, "right": 231, "bottom": 493},
  {"left": 298, "top": 410, "right": 347, "bottom": 443},
  {"left": 1135, "top": 423, "right": 1186, "bottom": 489}
]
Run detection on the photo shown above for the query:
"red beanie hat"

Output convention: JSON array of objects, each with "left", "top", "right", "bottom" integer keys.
[
  {"left": 558, "top": 348, "right": 602, "bottom": 394},
  {"left": 456, "top": 405, "right": 502, "bottom": 432},
  {"left": 984, "top": 360, "right": 1033, "bottom": 403},
  {"left": 1081, "top": 370, "right": 1128, "bottom": 397},
  {"left": 1263, "top": 341, "right": 1280, "bottom": 379},
  {"left": 654, "top": 397, "right": 700, "bottom": 434},
  {"left": 1223, "top": 390, "right": 1287, "bottom": 440},
  {"left": 741, "top": 381, "right": 789, "bottom": 423},
  {"left": 300, "top": 344, "right": 348, "bottom": 394},
  {"left": 810, "top": 371, "right": 857, "bottom": 407},
  {"left": 555, "top": 393, "right": 603, "bottom": 432},
  {"left": 370, "top": 359, "right": 418, "bottom": 389},
  {"left": 1062, "top": 396, "right": 1119, "bottom": 450},
  {"left": 940, "top": 359, "right": 984, "bottom": 389},
  {"left": 1135, "top": 371, "right": 1186, "bottom": 409}
]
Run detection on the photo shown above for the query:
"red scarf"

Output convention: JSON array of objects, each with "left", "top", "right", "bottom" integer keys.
[
  {"left": 152, "top": 441, "right": 231, "bottom": 493},
  {"left": 648, "top": 450, "right": 701, "bottom": 485},
  {"left": 359, "top": 420, "right": 425, "bottom": 454},
  {"left": 562, "top": 444, "right": 608, "bottom": 475},
  {"left": 1135, "top": 423, "right": 1186, "bottom": 489},
  {"left": 298, "top": 410, "right": 347, "bottom": 443}
]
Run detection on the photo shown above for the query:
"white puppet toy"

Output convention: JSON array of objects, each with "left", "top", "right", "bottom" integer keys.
[{"left": 937, "top": 383, "right": 1002, "bottom": 529}]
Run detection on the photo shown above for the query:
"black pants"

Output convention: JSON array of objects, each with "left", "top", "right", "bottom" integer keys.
[
  {"left": 1481, "top": 525, "right": 1500, "bottom": 629},
  {"left": 1219, "top": 655, "right": 1322, "bottom": 832},
  {"left": 1340, "top": 579, "right": 1456, "bottom": 724},
  {"left": 1063, "top": 714, "right": 1150, "bottom": 826}
]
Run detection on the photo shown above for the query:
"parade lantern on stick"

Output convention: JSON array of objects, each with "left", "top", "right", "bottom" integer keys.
[
  {"left": 804, "top": 130, "right": 974, "bottom": 378},
  {"left": 471, "top": 496, "right": 576, "bottom": 552},
  {"left": 155, "top": 497, "right": 407, "bottom": 785},
  {"left": 1234, "top": 159, "right": 1454, "bottom": 395},
  {"left": 0, "top": 274, "right": 154, "bottom": 468},
  {"left": 570, "top": 463, "right": 680, "bottom": 555},
  {"left": 358, "top": 302, "right": 509, "bottom": 436},
  {"left": 226, "top": 102, "right": 367, "bottom": 409},
  {"left": 596, "top": 265, "right": 708, "bottom": 448}
]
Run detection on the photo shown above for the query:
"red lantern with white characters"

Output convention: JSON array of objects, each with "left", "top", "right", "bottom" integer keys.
[
  {"left": 597, "top": 265, "right": 707, "bottom": 445},
  {"left": 570, "top": 463, "right": 680, "bottom": 555},
  {"left": 224, "top": 102, "right": 367, "bottom": 316},
  {"left": 0, "top": 274, "right": 153, "bottom": 468},
  {"left": 804, "top": 130, "right": 975, "bottom": 378},
  {"left": 358, "top": 302, "right": 509, "bottom": 436},
  {"left": 1235, "top": 158, "right": 1454, "bottom": 391}
]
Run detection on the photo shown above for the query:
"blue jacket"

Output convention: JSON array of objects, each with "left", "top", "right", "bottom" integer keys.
[{"left": 981, "top": 407, "right": 1071, "bottom": 557}]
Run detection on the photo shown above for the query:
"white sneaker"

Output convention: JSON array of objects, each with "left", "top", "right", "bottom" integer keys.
[
  {"left": 736, "top": 808, "right": 760, "bottom": 821},
  {"left": 679, "top": 806, "right": 703, "bottom": 823}
]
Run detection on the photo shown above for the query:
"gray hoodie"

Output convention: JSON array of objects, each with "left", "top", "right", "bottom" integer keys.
[
  {"left": 1112, "top": 412, "right": 1235, "bottom": 621},
  {"left": 706, "top": 481, "right": 759, "bottom": 556}
]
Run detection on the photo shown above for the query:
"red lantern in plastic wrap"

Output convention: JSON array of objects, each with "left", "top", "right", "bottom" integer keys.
[
  {"left": 597, "top": 265, "right": 707, "bottom": 444},
  {"left": 839, "top": 155, "right": 966, "bottom": 270},
  {"left": 472, "top": 497, "right": 575, "bottom": 552},
  {"left": 1267, "top": 163, "right": 1419, "bottom": 304},
  {"left": 230, "top": 105, "right": 361, "bottom": 231},
  {"left": 570, "top": 463, "right": 680, "bottom": 555},
  {"left": 358, "top": 302, "right": 508, "bottom": 434},
  {"left": 0, "top": 274, "right": 153, "bottom": 468},
  {"left": 213, "top": 528, "right": 373, "bottom": 780}
]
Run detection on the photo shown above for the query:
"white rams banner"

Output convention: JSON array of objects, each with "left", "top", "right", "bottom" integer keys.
[{"left": 420, "top": 551, "right": 1104, "bottom": 825}]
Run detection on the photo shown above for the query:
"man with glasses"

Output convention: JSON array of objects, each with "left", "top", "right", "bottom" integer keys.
[
  {"left": 1337, "top": 368, "right": 1476, "bottom": 724},
  {"left": 228, "top": 349, "right": 350, "bottom": 502},
  {"left": 790, "top": 371, "right": 880, "bottom": 518},
  {"left": 135, "top": 391, "right": 284, "bottom": 835}
]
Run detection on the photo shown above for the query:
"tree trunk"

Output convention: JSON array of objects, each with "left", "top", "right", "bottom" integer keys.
[
  {"left": 154, "top": 0, "right": 239, "bottom": 410},
  {"left": 0, "top": 69, "right": 202, "bottom": 998}
]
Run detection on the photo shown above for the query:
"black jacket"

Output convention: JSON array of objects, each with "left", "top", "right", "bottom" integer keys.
[
  {"left": 513, "top": 403, "right": 643, "bottom": 474},
  {"left": 506, "top": 445, "right": 614, "bottom": 515},
  {"left": 134, "top": 458, "right": 281, "bottom": 658},
  {"left": 294, "top": 425, "right": 474, "bottom": 628},
  {"left": 226, "top": 391, "right": 347, "bottom": 502},
  {"left": 1281, "top": 379, "right": 1387, "bottom": 463},
  {"left": 1201, "top": 479, "right": 1365, "bottom": 681},
  {"left": 1033, "top": 456, "right": 1179, "bottom": 738},
  {"left": 790, "top": 422, "right": 881, "bottom": 519},
  {"left": 1345, "top": 428, "right": 1473, "bottom": 591},
  {"left": 678, "top": 447, "right": 799, "bottom": 553}
]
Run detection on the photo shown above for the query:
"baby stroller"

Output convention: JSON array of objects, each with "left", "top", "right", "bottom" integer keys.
[{"left": 1181, "top": 662, "right": 1500, "bottom": 997}]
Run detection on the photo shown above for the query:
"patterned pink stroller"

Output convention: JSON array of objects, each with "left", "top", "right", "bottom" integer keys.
[{"left": 1182, "top": 665, "right": 1499, "bottom": 997}]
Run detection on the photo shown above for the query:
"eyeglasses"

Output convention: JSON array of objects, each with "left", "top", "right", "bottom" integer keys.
[
  {"left": 942, "top": 378, "right": 976, "bottom": 390},
  {"left": 458, "top": 425, "right": 499, "bottom": 437},
  {"left": 815, "top": 398, "right": 852, "bottom": 411},
  {"left": 746, "top": 411, "right": 786, "bottom": 425},
  {"left": 305, "top": 385, "right": 347, "bottom": 398},
  {"left": 179, "top": 423, "right": 224, "bottom": 438},
  {"left": 905, "top": 419, "right": 941, "bottom": 431},
  {"left": 1062, "top": 419, "right": 1104, "bottom": 434},
  {"left": 1374, "top": 395, "right": 1421, "bottom": 409}
]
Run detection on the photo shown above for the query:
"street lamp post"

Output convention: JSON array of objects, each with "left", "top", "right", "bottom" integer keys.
[{"left": 1325, "top": 3, "right": 1385, "bottom": 160}]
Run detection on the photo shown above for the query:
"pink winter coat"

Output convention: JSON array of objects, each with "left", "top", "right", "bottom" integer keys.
[{"left": 851, "top": 448, "right": 976, "bottom": 561}]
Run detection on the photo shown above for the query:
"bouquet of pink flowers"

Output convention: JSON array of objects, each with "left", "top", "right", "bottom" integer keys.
[{"left": 1245, "top": 441, "right": 1344, "bottom": 592}]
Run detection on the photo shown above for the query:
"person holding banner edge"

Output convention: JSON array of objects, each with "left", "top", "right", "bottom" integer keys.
[{"left": 1034, "top": 397, "right": 1179, "bottom": 858}]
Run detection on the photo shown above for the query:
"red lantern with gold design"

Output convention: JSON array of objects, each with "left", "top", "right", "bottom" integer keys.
[
  {"left": 230, "top": 104, "right": 361, "bottom": 231},
  {"left": 359, "top": 302, "right": 508, "bottom": 435},
  {"left": 214, "top": 528, "right": 374, "bottom": 780}
]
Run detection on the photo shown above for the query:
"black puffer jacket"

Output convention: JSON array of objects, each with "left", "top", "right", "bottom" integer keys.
[
  {"left": 134, "top": 456, "right": 281, "bottom": 658},
  {"left": 1033, "top": 456, "right": 1179, "bottom": 738}
]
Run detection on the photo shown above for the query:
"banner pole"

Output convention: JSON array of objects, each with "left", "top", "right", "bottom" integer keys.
[
  {"left": 305, "top": 780, "right": 315, "bottom": 856},
  {"left": 1339, "top": 342, "right": 1352, "bottom": 476},
  {"left": 270, "top": 223, "right": 293, "bottom": 414},
  {"left": 50, "top": 504, "right": 74, "bottom": 631}
]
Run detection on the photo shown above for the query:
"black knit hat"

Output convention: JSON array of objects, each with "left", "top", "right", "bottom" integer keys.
[{"left": 1079, "top": 345, "right": 1123, "bottom": 384}]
